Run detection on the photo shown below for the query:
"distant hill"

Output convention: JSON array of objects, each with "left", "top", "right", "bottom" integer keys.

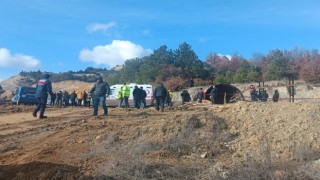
[
  {"left": 0, "top": 74, "right": 94, "bottom": 93},
  {"left": 51, "top": 80, "right": 93, "bottom": 93},
  {"left": 0, "top": 75, "right": 36, "bottom": 92}
]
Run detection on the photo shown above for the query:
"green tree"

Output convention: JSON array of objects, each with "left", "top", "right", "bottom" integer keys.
[
  {"left": 215, "top": 70, "right": 233, "bottom": 84},
  {"left": 121, "top": 58, "right": 143, "bottom": 83},
  {"left": 135, "top": 46, "right": 174, "bottom": 83},
  {"left": 174, "top": 42, "right": 204, "bottom": 78},
  {"left": 233, "top": 60, "right": 260, "bottom": 83},
  {"left": 233, "top": 60, "right": 250, "bottom": 83},
  {"left": 264, "top": 49, "right": 290, "bottom": 80}
]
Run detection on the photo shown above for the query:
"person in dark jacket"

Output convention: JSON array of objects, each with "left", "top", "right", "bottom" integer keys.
[
  {"left": 140, "top": 86, "right": 147, "bottom": 108},
  {"left": 50, "top": 92, "right": 56, "bottom": 106},
  {"left": 133, "top": 85, "right": 142, "bottom": 109},
  {"left": 196, "top": 88, "right": 205, "bottom": 103},
  {"left": 90, "top": 75, "right": 110, "bottom": 116},
  {"left": 153, "top": 83, "right": 167, "bottom": 112},
  {"left": 56, "top": 91, "right": 63, "bottom": 106},
  {"left": 33, "top": 74, "right": 53, "bottom": 119},
  {"left": 62, "top": 91, "right": 69, "bottom": 107},
  {"left": 249, "top": 85, "right": 257, "bottom": 101},
  {"left": 70, "top": 91, "right": 77, "bottom": 107},
  {"left": 259, "top": 90, "right": 269, "bottom": 102},
  {"left": 272, "top": 90, "right": 279, "bottom": 102},
  {"left": 180, "top": 90, "right": 191, "bottom": 104},
  {"left": 189, "top": 78, "right": 194, "bottom": 87},
  {"left": 210, "top": 86, "right": 217, "bottom": 104},
  {"left": 83, "top": 91, "right": 88, "bottom": 106}
]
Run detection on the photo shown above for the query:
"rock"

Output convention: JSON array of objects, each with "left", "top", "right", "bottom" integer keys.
[
  {"left": 95, "top": 135, "right": 101, "bottom": 140},
  {"left": 201, "top": 152, "right": 207, "bottom": 158}
]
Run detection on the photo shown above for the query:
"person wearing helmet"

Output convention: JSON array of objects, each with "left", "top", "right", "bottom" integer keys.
[
  {"left": 90, "top": 75, "right": 110, "bottom": 116},
  {"left": 33, "top": 73, "right": 53, "bottom": 119}
]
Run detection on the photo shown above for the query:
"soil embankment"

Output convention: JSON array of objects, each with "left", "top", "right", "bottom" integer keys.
[{"left": 0, "top": 101, "right": 319, "bottom": 179}]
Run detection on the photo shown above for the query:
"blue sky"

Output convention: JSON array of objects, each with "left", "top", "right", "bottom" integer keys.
[{"left": 1, "top": 0, "right": 320, "bottom": 82}]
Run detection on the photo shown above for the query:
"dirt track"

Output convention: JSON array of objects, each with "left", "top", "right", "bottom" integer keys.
[{"left": 1, "top": 102, "right": 320, "bottom": 179}]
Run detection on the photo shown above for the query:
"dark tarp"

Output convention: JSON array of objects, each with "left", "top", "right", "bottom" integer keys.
[{"left": 205, "top": 83, "right": 244, "bottom": 104}]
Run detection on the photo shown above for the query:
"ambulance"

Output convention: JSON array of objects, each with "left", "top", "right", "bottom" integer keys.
[{"left": 107, "top": 83, "right": 154, "bottom": 107}]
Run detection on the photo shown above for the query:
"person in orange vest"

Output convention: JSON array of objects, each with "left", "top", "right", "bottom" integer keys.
[{"left": 77, "top": 91, "right": 84, "bottom": 106}]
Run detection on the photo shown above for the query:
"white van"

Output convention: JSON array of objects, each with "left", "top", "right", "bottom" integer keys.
[{"left": 107, "top": 83, "right": 154, "bottom": 107}]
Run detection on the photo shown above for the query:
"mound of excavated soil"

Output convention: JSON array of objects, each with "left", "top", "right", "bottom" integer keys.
[{"left": 0, "top": 101, "right": 319, "bottom": 179}]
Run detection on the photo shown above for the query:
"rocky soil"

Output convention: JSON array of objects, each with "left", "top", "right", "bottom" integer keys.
[{"left": 0, "top": 100, "right": 319, "bottom": 179}]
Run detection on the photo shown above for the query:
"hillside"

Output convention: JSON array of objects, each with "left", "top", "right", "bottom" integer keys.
[
  {"left": 2, "top": 74, "right": 320, "bottom": 105},
  {"left": 0, "top": 75, "right": 94, "bottom": 101},
  {"left": 0, "top": 75, "right": 35, "bottom": 92},
  {"left": 0, "top": 101, "right": 319, "bottom": 179}
]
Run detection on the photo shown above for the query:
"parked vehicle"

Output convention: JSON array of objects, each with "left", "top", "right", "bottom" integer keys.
[
  {"left": 12, "top": 86, "right": 37, "bottom": 105},
  {"left": 107, "top": 83, "right": 153, "bottom": 107}
]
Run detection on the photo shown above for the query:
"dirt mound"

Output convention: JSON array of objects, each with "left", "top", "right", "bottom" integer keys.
[
  {"left": 0, "top": 101, "right": 319, "bottom": 179},
  {"left": 51, "top": 80, "right": 93, "bottom": 92}
]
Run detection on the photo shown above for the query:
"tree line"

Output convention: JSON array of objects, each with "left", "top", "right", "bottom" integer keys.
[{"left": 20, "top": 43, "right": 320, "bottom": 90}]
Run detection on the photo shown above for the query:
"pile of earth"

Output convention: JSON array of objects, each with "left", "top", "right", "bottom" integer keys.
[{"left": 0, "top": 101, "right": 319, "bottom": 179}]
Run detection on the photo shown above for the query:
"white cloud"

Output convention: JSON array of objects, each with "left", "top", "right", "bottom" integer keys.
[
  {"left": 79, "top": 40, "right": 152, "bottom": 68},
  {"left": 87, "top": 22, "right": 116, "bottom": 33},
  {"left": 217, "top": 53, "right": 232, "bottom": 60},
  {"left": 0, "top": 48, "right": 41, "bottom": 69}
]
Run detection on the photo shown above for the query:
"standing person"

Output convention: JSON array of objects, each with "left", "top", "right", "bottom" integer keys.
[
  {"left": 62, "top": 91, "right": 69, "bottom": 107},
  {"left": 180, "top": 90, "right": 191, "bottom": 104},
  {"left": 90, "top": 75, "right": 110, "bottom": 116},
  {"left": 83, "top": 91, "right": 88, "bottom": 107},
  {"left": 132, "top": 85, "right": 141, "bottom": 109},
  {"left": 116, "top": 87, "right": 124, "bottom": 107},
  {"left": 70, "top": 91, "right": 77, "bottom": 107},
  {"left": 122, "top": 83, "right": 130, "bottom": 108},
  {"left": 196, "top": 88, "right": 205, "bottom": 103},
  {"left": 140, "top": 86, "right": 147, "bottom": 108},
  {"left": 32, "top": 74, "right": 53, "bottom": 119},
  {"left": 272, "top": 90, "right": 280, "bottom": 102},
  {"left": 86, "top": 93, "right": 92, "bottom": 108},
  {"left": 210, "top": 86, "right": 217, "bottom": 105},
  {"left": 166, "top": 90, "right": 174, "bottom": 107},
  {"left": 260, "top": 90, "right": 269, "bottom": 102},
  {"left": 56, "top": 91, "right": 63, "bottom": 106},
  {"left": 249, "top": 85, "right": 257, "bottom": 101},
  {"left": 153, "top": 83, "right": 167, "bottom": 112},
  {"left": 50, "top": 92, "right": 56, "bottom": 106},
  {"left": 189, "top": 78, "right": 194, "bottom": 87},
  {"left": 77, "top": 91, "right": 83, "bottom": 106}
]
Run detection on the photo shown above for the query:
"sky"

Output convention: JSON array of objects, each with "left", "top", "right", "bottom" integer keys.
[{"left": 1, "top": 0, "right": 320, "bottom": 82}]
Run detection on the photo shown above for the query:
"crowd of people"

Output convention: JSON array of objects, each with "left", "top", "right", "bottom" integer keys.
[
  {"left": 49, "top": 90, "right": 92, "bottom": 108},
  {"left": 32, "top": 73, "right": 280, "bottom": 119},
  {"left": 249, "top": 85, "right": 280, "bottom": 102}
]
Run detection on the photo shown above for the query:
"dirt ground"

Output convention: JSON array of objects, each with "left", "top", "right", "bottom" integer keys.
[{"left": 0, "top": 101, "right": 320, "bottom": 179}]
